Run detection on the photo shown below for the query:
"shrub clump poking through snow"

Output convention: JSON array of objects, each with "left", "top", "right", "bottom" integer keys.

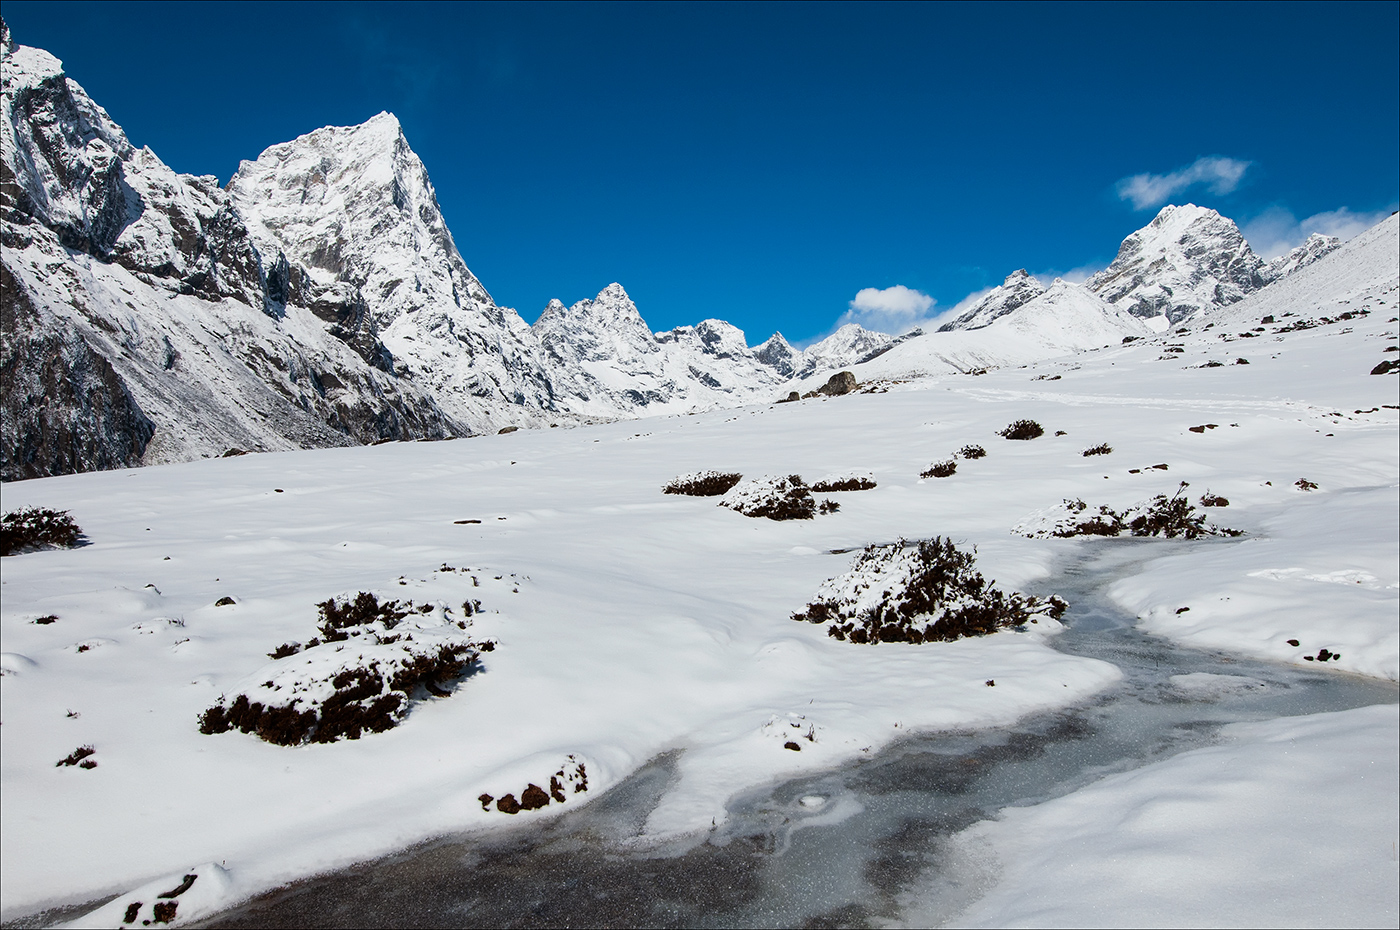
[
  {"left": 921, "top": 460, "right": 957, "bottom": 478},
  {"left": 999, "top": 419, "right": 1045, "bottom": 440},
  {"left": 199, "top": 593, "right": 493, "bottom": 745},
  {"left": 791, "top": 537, "right": 1067, "bottom": 644},
  {"left": 1, "top": 508, "right": 83, "bottom": 556},
  {"left": 664, "top": 471, "right": 743, "bottom": 496},
  {"left": 811, "top": 473, "right": 877, "bottom": 492},
  {"left": 1014, "top": 484, "right": 1242, "bottom": 540},
  {"left": 1082, "top": 443, "right": 1113, "bottom": 457},
  {"left": 720, "top": 475, "right": 817, "bottom": 520},
  {"left": 959, "top": 444, "right": 987, "bottom": 459}
]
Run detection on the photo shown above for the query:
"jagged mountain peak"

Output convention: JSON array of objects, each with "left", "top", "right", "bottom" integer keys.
[
  {"left": 1087, "top": 202, "right": 1266, "bottom": 324},
  {"left": 753, "top": 332, "right": 800, "bottom": 377},
  {"left": 534, "top": 283, "right": 657, "bottom": 364},
  {"left": 227, "top": 109, "right": 498, "bottom": 329}
]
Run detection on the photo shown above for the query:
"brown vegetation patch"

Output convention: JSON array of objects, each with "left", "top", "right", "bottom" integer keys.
[
  {"left": 56, "top": 745, "right": 96, "bottom": 767},
  {"left": 664, "top": 471, "right": 743, "bottom": 496},
  {"left": 811, "top": 476, "right": 877, "bottom": 492},
  {"left": 921, "top": 460, "right": 957, "bottom": 478},
  {"left": 1, "top": 507, "right": 83, "bottom": 556},
  {"left": 998, "top": 420, "right": 1044, "bottom": 440}
]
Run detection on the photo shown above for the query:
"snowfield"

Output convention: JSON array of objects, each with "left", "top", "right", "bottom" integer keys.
[
  {"left": 935, "top": 704, "right": 1399, "bottom": 930},
  {"left": 1, "top": 217, "right": 1396, "bottom": 925}
]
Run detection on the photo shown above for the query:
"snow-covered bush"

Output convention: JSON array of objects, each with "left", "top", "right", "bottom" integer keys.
[
  {"left": 1082, "top": 443, "right": 1113, "bottom": 456},
  {"left": 199, "top": 593, "right": 492, "bottom": 745},
  {"left": 999, "top": 419, "right": 1045, "bottom": 440},
  {"left": 959, "top": 444, "right": 987, "bottom": 459},
  {"left": 1, "top": 507, "right": 83, "bottom": 556},
  {"left": 791, "top": 537, "right": 1066, "bottom": 644},
  {"left": 921, "top": 460, "right": 957, "bottom": 478},
  {"left": 720, "top": 475, "right": 816, "bottom": 520},
  {"left": 810, "top": 472, "right": 877, "bottom": 492},
  {"left": 1015, "top": 484, "right": 1241, "bottom": 539},
  {"left": 663, "top": 471, "right": 743, "bottom": 496}
]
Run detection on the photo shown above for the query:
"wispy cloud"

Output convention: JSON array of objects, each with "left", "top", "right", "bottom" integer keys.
[
  {"left": 1241, "top": 205, "right": 1395, "bottom": 259},
  {"left": 1116, "top": 157, "right": 1252, "bottom": 211},
  {"left": 837, "top": 285, "right": 937, "bottom": 335}
]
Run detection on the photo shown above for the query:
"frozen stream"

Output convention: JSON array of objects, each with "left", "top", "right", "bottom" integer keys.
[{"left": 198, "top": 539, "right": 1398, "bottom": 928}]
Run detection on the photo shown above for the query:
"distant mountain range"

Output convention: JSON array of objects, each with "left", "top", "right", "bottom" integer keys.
[{"left": 0, "top": 19, "right": 1345, "bottom": 480}]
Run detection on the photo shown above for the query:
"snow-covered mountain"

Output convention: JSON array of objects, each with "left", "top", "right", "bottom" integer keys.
[
  {"left": 0, "top": 22, "right": 822, "bottom": 479},
  {"left": 224, "top": 113, "right": 561, "bottom": 434},
  {"left": 532, "top": 283, "right": 790, "bottom": 417},
  {"left": 0, "top": 20, "right": 1371, "bottom": 482},
  {"left": 0, "top": 23, "right": 462, "bottom": 481}
]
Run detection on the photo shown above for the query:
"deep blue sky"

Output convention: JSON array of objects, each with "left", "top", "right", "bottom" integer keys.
[{"left": 4, "top": 1, "right": 1397, "bottom": 343}]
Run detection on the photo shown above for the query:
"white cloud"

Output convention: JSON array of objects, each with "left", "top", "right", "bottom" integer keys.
[
  {"left": 838, "top": 285, "right": 937, "bottom": 335},
  {"left": 1241, "top": 205, "right": 1395, "bottom": 260},
  {"left": 1116, "top": 157, "right": 1252, "bottom": 211}
]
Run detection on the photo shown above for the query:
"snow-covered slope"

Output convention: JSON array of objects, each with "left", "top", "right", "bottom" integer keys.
[
  {"left": 1262, "top": 231, "right": 1341, "bottom": 280},
  {"left": 794, "top": 324, "right": 894, "bottom": 378}
]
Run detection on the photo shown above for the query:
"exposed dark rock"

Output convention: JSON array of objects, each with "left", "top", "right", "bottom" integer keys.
[{"left": 817, "top": 371, "right": 858, "bottom": 396}]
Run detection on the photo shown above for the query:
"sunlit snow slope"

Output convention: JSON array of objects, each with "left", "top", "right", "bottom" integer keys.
[{"left": 1, "top": 213, "right": 1394, "bottom": 924}]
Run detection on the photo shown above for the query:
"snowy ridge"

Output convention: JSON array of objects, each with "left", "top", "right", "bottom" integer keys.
[
  {"left": 937, "top": 269, "right": 1046, "bottom": 332},
  {"left": 791, "top": 280, "right": 1153, "bottom": 388}
]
